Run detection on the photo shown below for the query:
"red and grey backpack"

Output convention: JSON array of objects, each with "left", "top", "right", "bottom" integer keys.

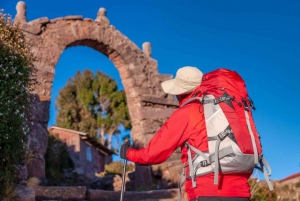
[{"left": 178, "top": 68, "right": 273, "bottom": 198}]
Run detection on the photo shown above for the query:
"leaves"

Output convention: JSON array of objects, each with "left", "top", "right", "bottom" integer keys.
[
  {"left": 0, "top": 12, "right": 37, "bottom": 195},
  {"left": 55, "top": 69, "right": 131, "bottom": 149}
]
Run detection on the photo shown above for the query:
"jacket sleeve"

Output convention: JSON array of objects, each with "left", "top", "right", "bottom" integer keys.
[{"left": 126, "top": 108, "right": 190, "bottom": 165}]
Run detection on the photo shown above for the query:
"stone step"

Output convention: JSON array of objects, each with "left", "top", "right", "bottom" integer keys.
[
  {"left": 87, "top": 189, "right": 188, "bottom": 201},
  {"left": 34, "top": 186, "right": 188, "bottom": 201},
  {"left": 140, "top": 199, "right": 188, "bottom": 201},
  {"left": 34, "top": 186, "right": 87, "bottom": 201},
  {"left": 40, "top": 199, "right": 185, "bottom": 201}
]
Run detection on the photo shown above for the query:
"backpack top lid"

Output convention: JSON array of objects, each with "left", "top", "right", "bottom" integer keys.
[{"left": 200, "top": 68, "right": 248, "bottom": 98}]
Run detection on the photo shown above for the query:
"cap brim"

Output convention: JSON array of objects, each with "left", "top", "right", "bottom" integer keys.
[{"left": 161, "top": 79, "right": 195, "bottom": 95}]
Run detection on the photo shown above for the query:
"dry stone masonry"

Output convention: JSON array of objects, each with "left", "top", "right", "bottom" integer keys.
[{"left": 15, "top": 1, "right": 182, "bottom": 189}]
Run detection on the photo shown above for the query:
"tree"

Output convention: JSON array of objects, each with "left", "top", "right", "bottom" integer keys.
[
  {"left": 0, "top": 10, "right": 37, "bottom": 196},
  {"left": 55, "top": 69, "right": 131, "bottom": 149}
]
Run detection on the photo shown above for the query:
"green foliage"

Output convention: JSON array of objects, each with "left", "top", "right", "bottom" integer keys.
[
  {"left": 55, "top": 69, "right": 131, "bottom": 149},
  {"left": 0, "top": 10, "right": 37, "bottom": 195},
  {"left": 45, "top": 134, "right": 75, "bottom": 186},
  {"left": 103, "top": 161, "right": 135, "bottom": 176},
  {"left": 0, "top": 183, "right": 18, "bottom": 201}
]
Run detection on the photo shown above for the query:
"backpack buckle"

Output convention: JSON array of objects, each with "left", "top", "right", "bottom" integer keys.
[
  {"left": 200, "top": 160, "right": 209, "bottom": 167},
  {"left": 242, "top": 98, "right": 249, "bottom": 111},
  {"left": 214, "top": 93, "right": 232, "bottom": 105},
  {"left": 248, "top": 96, "right": 256, "bottom": 110},
  {"left": 218, "top": 130, "right": 229, "bottom": 140}
]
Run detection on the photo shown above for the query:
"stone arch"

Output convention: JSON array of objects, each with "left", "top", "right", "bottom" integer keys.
[{"left": 15, "top": 1, "right": 181, "bottom": 188}]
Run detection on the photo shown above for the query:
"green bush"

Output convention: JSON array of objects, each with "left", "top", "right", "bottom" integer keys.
[
  {"left": 104, "top": 161, "right": 135, "bottom": 176},
  {"left": 0, "top": 10, "right": 37, "bottom": 195},
  {"left": 45, "top": 134, "right": 75, "bottom": 186}
]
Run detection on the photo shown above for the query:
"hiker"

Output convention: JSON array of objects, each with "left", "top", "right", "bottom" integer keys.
[{"left": 120, "top": 66, "right": 253, "bottom": 201}]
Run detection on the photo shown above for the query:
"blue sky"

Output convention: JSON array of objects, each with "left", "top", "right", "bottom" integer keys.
[{"left": 2, "top": 0, "right": 300, "bottom": 181}]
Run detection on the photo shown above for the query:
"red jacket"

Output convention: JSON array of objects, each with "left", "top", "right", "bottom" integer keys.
[{"left": 127, "top": 93, "right": 251, "bottom": 200}]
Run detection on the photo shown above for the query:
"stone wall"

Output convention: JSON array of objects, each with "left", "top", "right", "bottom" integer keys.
[{"left": 15, "top": 1, "right": 180, "bottom": 189}]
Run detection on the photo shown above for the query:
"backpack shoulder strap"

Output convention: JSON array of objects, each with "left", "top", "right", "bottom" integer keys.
[{"left": 181, "top": 97, "right": 202, "bottom": 107}]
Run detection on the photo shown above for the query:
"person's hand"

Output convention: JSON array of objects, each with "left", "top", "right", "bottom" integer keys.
[{"left": 120, "top": 140, "right": 131, "bottom": 160}]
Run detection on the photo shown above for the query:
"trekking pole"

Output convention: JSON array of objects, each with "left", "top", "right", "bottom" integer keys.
[{"left": 120, "top": 158, "right": 127, "bottom": 201}]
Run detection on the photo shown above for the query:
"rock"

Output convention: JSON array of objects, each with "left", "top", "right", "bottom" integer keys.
[{"left": 15, "top": 185, "right": 35, "bottom": 201}]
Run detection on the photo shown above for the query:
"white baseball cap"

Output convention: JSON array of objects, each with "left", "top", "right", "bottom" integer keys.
[{"left": 161, "top": 66, "right": 203, "bottom": 95}]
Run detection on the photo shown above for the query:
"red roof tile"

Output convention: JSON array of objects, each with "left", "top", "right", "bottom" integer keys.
[{"left": 280, "top": 172, "right": 300, "bottom": 182}]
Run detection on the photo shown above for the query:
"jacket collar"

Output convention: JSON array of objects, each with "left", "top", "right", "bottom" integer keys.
[{"left": 178, "top": 85, "right": 202, "bottom": 107}]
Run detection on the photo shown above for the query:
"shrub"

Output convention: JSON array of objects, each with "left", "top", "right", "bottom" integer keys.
[
  {"left": 45, "top": 134, "right": 75, "bottom": 185},
  {"left": 0, "top": 9, "right": 37, "bottom": 196},
  {"left": 103, "top": 161, "right": 135, "bottom": 176},
  {"left": 249, "top": 178, "right": 277, "bottom": 201}
]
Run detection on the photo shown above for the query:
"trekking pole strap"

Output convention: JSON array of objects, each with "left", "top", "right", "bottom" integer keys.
[{"left": 255, "top": 157, "right": 273, "bottom": 191}]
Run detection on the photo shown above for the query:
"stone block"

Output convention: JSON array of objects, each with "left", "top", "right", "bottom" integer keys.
[
  {"left": 64, "top": 15, "right": 83, "bottom": 20},
  {"left": 50, "top": 17, "right": 63, "bottom": 23},
  {"left": 17, "top": 164, "right": 28, "bottom": 181},
  {"left": 26, "top": 158, "right": 45, "bottom": 180},
  {"left": 83, "top": 18, "right": 93, "bottom": 21},
  {"left": 32, "top": 99, "right": 50, "bottom": 123},
  {"left": 29, "top": 17, "right": 50, "bottom": 25},
  {"left": 87, "top": 188, "right": 179, "bottom": 201},
  {"left": 28, "top": 122, "right": 48, "bottom": 155},
  {"left": 134, "top": 165, "right": 152, "bottom": 191},
  {"left": 141, "top": 108, "right": 176, "bottom": 119},
  {"left": 15, "top": 185, "right": 35, "bottom": 201},
  {"left": 140, "top": 95, "right": 178, "bottom": 107},
  {"left": 34, "top": 186, "right": 86, "bottom": 201},
  {"left": 19, "top": 23, "right": 41, "bottom": 35},
  {"left": 141, "top": 119, "right": 164, "bottom": 134},
  {"left": 127, "top": 171, "right": 135, "bottom": 180},
  {"left": 142, "top": 42, "right": 152, "bottom": 57}
]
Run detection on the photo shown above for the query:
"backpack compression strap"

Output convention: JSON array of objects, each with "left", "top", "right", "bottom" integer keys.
[
  {"left": 207, "top": 125, "right": 235, "bottom": 184},
  {"left": 185, "top": 142, "right": 234, "bottom": 187},
  {"left": 177, "top": 143, "right": 234, "bottom": 201},
  {"left": 185, "top": 142, "right": 210, "bottom": 187}
]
